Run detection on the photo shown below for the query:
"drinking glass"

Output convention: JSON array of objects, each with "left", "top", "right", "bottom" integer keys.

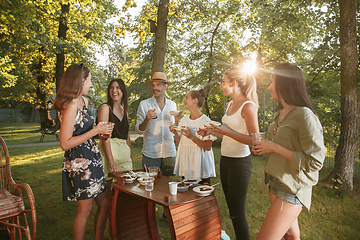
[
  {"left": 143, "top": 177, "right": 155, "bottom": 191},
  {"left": 251, "top": 132, "right": 266, "bottom": 143},
  {"left": 149, "top": 166, "right": 159, "bottom": 178},
  {"left": 101, "top": 122, "right": 115, "bottom": 138}
]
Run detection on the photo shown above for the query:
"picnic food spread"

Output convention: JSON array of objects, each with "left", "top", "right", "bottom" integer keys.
[{"left": 199, "top": 186, "right": 212, "bottom": 191}]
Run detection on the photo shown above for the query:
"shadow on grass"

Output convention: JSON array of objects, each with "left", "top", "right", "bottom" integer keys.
[{"left": 1, "top": 125, "right": 360, "bottom": 239}]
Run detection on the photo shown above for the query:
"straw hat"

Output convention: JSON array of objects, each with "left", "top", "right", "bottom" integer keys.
[{"left": 145, "top": 72, "right": 172, "bottom": 85}]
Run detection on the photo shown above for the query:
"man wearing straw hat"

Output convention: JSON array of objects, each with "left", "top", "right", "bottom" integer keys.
[{"left": 135, "top": 72, "right": 178, "bottom": 177}]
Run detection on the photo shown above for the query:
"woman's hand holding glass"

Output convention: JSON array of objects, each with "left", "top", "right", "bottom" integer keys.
[
  {"left": 97, "top": 122, "right": 114, "bottom": 142},
  {"left": 252, "top": 140, "right": 277, "bottom": 155}
]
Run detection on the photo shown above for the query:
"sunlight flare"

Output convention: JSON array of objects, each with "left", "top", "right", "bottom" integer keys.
[{"left": 243, "top": 61, "right": 257, "bottom": 74}]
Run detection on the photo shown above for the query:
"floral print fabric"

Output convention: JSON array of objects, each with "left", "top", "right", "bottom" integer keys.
[{"left": 62, "top": 106, "right": 106, "bottom": 201}]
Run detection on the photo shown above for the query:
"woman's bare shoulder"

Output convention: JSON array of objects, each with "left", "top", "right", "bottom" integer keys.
[
  {"left": 64, "top": 100, "right": 77, "bottom": 111},
  {"left": 242, "top": 101, "right": 257, "bottom": 113},
  {"left": 98, "top": 103, "right": 109, "bottom": 111},
  {"left": 97, "top": 103, "right": 110, "bottom": 119}
]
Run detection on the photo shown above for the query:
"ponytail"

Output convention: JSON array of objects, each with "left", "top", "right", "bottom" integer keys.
[
  {"left": 189, "top": 89, "right": 206, "bottom": 108},
  {"left": 224, "top": 67, "right": 259, "bottom": 110}
]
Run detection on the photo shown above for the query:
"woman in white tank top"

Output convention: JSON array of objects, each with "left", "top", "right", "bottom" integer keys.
[{"left": 199, "top": 67, "right": 259, "bottom": 240}]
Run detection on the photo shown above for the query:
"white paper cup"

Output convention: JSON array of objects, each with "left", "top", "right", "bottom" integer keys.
[
  {"left": 251, "top": 132, "right": 266, "bottom": 143},
  {"left": 169, "top": 182, "right": 178, "bottom": 195}
]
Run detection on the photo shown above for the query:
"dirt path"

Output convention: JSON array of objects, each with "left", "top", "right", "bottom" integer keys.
[{"left": 7, "top": 134, "right": 141, "bottom": 148}]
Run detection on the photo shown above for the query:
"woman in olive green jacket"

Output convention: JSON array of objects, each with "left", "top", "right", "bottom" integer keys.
[{"left": 252, "top": 63, "right": 326, "bottom": 240}]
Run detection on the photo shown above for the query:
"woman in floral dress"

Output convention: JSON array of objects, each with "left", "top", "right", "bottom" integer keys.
[{"left": 53, "top": 63, "right": 114, "bottom": 240}]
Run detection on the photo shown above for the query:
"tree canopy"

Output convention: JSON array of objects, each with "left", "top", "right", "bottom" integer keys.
[
  {"left": 0, "top": 0, "right": 119, "bottom": 109},
  {"left": 0, "top": 0, "right": 359, "bottom": 188}
]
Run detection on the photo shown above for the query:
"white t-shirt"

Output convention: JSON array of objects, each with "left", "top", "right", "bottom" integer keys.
[
  {"left": 173, "top": 114, "right": 216, "bottom": 179},
  {"left": 221, "top": 100, "right": 254, "bottom": 158}
]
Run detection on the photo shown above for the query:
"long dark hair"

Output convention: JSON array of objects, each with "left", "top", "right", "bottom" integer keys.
[
  {"left": 273, "top": 63, "right": 315, "bottom": 114},
  {"left": 107, "top": 78, "right": 128, "bottom": 116},
  {"left": 53, "top": 63, "right": 90, "bottom": 110}
]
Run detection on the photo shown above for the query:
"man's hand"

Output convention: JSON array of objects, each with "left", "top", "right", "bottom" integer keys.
[{"left": 147, "top": 108, "right": 157, "bottom": 120}]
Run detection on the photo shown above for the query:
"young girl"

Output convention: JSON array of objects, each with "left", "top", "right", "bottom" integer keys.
[
  {"left": 53, "top": 63, "right": 114, "bottom": 240},
  {"left": 170, "top": 89, "right": 216, "bottom": 185},
  {"left": 97, "top": 78, "right": 133, "bottom": 196},
  {"left": 198, "top": 67, "right": 259, "bottom": 240}
]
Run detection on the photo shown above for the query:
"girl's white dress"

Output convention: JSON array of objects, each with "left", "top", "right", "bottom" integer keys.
[{"left": 173, "top": 115, "right": 216, "bottom": 179}]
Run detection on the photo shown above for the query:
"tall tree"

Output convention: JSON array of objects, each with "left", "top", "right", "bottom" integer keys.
[
  {"left": 324, "top": 0, "right": 359, "bottom": 190},
  {"left": 151, "top": 0, "right": 169, "bottom": 74},
  {"left": 55, "top": 3, "right": 70, "bottom": 90},
  {"left": 0, "top": 0, "right": 119, "bottom": 124}
]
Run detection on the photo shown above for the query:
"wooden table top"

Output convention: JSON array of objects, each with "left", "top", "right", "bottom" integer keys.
[{"left": 111, "top": 175, "right": 213, "bottom": 207}]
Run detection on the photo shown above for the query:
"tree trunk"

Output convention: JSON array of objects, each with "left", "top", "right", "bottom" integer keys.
[
  {"left": 204, "top": 21, "right": 221, "bottom": 119},
  {"left": 324, "top": 0, "right": 359, "bottom": 190},
  {"left": 35, "top": 47, "right": 55, "bottom": 129},
  {"left": 55, "top": 4, "right": 69, "bottom": 91},
  {"left": 151, "top": 0, "right": 168, "bottom": 74}
]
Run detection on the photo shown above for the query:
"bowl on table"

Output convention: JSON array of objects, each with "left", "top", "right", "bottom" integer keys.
[
  {"left": 122, "top": 175, "right": 136, "bottom": 184},
  {"left": 203, "top": 120, "right": 221, "bottom": 129},
  {"left": 183, "top": 178, "right": 200, "bottom": 187},
  {"left": 193, "top": 185, "right": 214, "bottom": 196},
  {"left": 136, "top": 172, "right": 149, "bottom": 178},
  {"left": 177, "top": 182, "right": 191, "bottom": 192},
  {"left": 128, "top": 172, "right": 138, "bottom": 178},
  {"left": 137, "top": 177, "right": 145, "bottom": 185}
]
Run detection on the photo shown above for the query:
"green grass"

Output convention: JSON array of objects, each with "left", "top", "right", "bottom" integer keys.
[
  {"left": 0, "top": 123, "right": 59, "bottom": 145},
  {"left": 1, "top": 123, "right": 360, "bottom": 239}
]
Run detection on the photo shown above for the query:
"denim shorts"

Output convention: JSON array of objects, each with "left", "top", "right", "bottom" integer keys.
[
  {"left": 142, "top": 154, "right": 175, "bottom": 176},
  {"left": 269, "top": 177, "right": 304, "bottom": 206}
]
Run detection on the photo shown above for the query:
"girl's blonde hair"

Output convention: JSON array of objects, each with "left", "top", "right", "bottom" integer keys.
[{"left": 224, "top": 67, "right": 259, "bottom": 109}]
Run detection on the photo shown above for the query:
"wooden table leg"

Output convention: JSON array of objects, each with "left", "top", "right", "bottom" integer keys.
[
  {"left": 164, "top": 206, "right": 176, "bottom": 240},
  {"left": 109, "top": 188, "right": 158, "bottom": 240},
  {"left": 147, "top": 201, "right": 160, "bottom": 240},
  {"left": 109, "top": 188, "right": 120, "bottom": 240}
]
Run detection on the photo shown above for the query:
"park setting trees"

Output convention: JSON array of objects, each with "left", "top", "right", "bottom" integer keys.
[
  {"left": 0, "top": 0, "right": 118, "bottom": 127},
  {"left": 0, "top": 0, "right": 359, "bottom": 189}
]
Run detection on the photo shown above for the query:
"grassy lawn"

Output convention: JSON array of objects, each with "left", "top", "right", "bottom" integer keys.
[{"left": 0, "top": 123, "right": 359, "bottom": 239}]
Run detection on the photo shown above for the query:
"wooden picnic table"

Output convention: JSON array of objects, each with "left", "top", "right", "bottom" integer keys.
[{"left": 108, "top": 171, "right": 221, "bottom": 240}]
